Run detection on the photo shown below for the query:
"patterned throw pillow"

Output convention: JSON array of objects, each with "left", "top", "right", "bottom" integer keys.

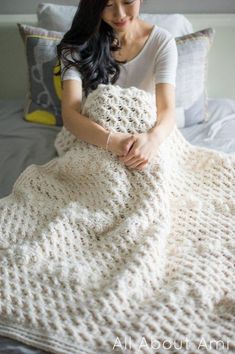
[
  {"left": 175, "top": 28, "right": 215, "bottom": 127},
  {"left": 17, "top": 23, "right": 63, "bottom": 126}
]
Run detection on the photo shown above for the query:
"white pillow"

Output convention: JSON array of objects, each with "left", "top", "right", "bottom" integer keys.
[
  {"left": 139, "top": 14, "right": 193, "bottom": 37},
  {"left": 37, "top": 3, "right": 77, "bottom": 32},
  {"left": 37, "top": 3, "right": 193, "bottom": 37}
]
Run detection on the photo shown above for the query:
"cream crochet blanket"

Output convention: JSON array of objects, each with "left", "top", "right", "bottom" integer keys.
[{"left": 0, "top": 84, "right": 234, "bottom": 354}]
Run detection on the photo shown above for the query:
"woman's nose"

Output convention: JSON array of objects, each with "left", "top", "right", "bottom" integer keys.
[{"left": 113, "top": 5, "right": 126, "bottom": 19}]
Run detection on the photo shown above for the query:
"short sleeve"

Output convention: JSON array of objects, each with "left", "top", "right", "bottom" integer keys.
[
  {"left": 60, "top": 50, "right": 82, "bottom": 82},
  {"left": 154, "top": 35, "right": 178, "bottom": 87}
]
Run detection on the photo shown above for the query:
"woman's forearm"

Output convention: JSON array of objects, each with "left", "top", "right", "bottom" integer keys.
[
  {"left": 63, "top": 107, "right": 110, "bottom": 149},
  {"left": 148, "top": 108, "right": 176, "bottom": 144}
]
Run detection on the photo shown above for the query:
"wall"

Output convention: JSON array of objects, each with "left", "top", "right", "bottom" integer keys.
[
  {"left": 1, "top": 0, "right": 235, "bottom": 14},
  {"left": 187, "top": 14, "right": 235, "bottom": 100}
]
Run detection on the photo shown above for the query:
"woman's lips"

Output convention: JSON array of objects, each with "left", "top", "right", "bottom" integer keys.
[{"left": 114, "top": 20, "right": 128, "bottom": 27}]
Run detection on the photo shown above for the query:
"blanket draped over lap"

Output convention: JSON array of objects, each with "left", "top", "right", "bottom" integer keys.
[{"left": 0, "top": 84, "right": 234, "bottom": 354}]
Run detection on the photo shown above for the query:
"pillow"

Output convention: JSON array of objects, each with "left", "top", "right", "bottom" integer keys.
[
  {"left": 37, "top": 3, "right": 193, "bottom": 36},
  {"left": 37, "top": 3, "right": 77, "bottom": 33},
  {"left": 17, "top": 23, "right": 63, "bottom": 126},
  {"left": 175, "top": 28, "right": 215, "bottom": 127},
  {"left": 139, "top": 14, "right": 193, "bottom": 37}
]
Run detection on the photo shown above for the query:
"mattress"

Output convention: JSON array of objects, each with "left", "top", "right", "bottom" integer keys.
[
  {"left": 0, "top": 100, "right": 61, "bottom": 199},
  {"left": 0, "top": 97, "right": 235, "bottom": 353}
]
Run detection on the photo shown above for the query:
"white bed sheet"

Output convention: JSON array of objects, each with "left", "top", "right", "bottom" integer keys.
[{"left": 180, "top": 98, "right": 235, "bottom": 155}]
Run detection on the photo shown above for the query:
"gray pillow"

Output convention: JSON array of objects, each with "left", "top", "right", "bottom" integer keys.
[
  {"left": 37, "top": 3, "right": 193, "bottom": 36},
  {"left": 175, "top": 28, "right": 215, "bottom": 127}
]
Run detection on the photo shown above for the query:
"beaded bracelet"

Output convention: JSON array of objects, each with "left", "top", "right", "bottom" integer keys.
[{"left": 106, "top": 132, "right": 112, "bottom": 151}]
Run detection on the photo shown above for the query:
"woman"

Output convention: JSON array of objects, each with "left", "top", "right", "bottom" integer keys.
[{"left": 57, "top": 0, "right": 178, "bottom": 171}]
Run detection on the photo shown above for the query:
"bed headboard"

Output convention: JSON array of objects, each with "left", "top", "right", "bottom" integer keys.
[{"left": 0, "top": 13, "right": 235, "bottom": 100}]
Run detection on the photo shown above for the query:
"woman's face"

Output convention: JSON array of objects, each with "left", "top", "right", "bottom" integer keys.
[{"left": 101, "top": 0, "right": 142, "bottom": 32}]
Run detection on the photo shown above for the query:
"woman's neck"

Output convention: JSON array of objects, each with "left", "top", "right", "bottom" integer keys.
[{"left": 116, "top": 19, "right": 141, "bottom": 46}]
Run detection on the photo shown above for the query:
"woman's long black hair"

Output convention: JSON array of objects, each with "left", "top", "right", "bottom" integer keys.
[{"left": 56, "top": 0, "right": 127, "bottom": 97}]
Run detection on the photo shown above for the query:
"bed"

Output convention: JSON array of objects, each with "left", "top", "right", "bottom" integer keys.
[{"left": 0, "top": 4, "right": 235, "bottom": 354}]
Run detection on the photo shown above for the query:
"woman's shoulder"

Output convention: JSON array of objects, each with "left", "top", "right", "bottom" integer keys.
[
  {"left": 152, "top": 25, "right": 174, "bottom": 42},
  {"left": 149, "top": 25, "right": 176, "bottom": 55},
  {"left": 140, "top": 19, "right": 173, "bottom": 38},
  {"left": 139, "top": 20, "right": 174, "bottom": 51},
  {"left": 61, "top": 47, "right": 80, "bottom": 64}
]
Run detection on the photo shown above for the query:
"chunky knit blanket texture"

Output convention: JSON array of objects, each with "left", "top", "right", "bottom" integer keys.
[{"left": 0, "top": 84, "right": 234, "bottom": 354}]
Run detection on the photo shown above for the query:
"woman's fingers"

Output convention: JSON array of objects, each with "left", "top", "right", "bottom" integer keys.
[
  {"left": 135, "top": 162, "right": 147, "bottom": 170},
  {"left": 119, "top": 155, "right": 145, "bottom": 167},
  {"left": 124, "top": 136, "right": 136, "bottom": 155},
  {"left": 128, "top": 159, "right": 144, "bottom": 169},
  {"left": 118, "top": 156, "right": 147, "bottom": 171}
]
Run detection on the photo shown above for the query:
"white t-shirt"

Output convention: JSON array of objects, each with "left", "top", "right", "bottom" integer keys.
[{"left": 60, "top": 25, "right": 178, "bottom": 108}]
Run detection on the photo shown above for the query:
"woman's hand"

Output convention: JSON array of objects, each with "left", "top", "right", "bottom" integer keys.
[
  {"left": 118, "top": 131, "right": 163, "bottom": 171},
  {"left": 107, "top": 132, "right": 137, "bottom": 157}
]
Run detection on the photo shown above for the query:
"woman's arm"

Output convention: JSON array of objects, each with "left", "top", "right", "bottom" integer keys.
[
  {"left": 61, "top": 79, "right": 135, "bottom": 155},
  {"left": 62, "top": 79, "right": 110, "bottom": 149},
  {"left": 119, "top": 83, "right": 176, "bottom": 171},
  {"left": 148, "top": 83, "right": 176, "bottom": 143}
]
